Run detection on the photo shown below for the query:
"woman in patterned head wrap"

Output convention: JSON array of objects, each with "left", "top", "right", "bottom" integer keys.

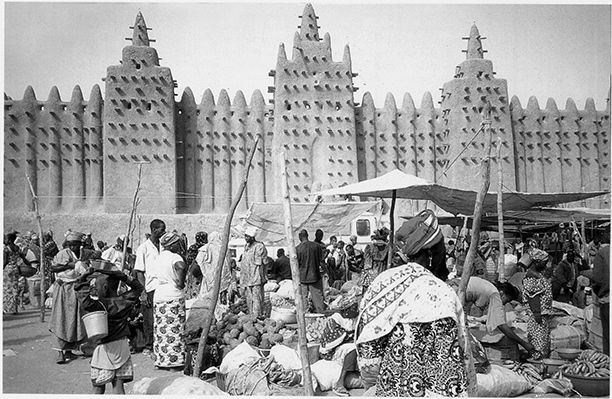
[
  {"left": 150, "top": 232, "right": 187, "bottom": 369},
  {"left": 355, "top": 210, "right": 475, "bottom": 397},
  {"left": 522, "top": 248, "right": 553, "bottom": 360}
]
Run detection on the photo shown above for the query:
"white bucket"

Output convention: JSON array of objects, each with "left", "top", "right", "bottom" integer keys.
[{"left": 82, "top": 311, "right": 108, "bottom": 340}]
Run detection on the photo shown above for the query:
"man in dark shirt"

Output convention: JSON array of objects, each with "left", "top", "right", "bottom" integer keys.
[
  {"left": 271, "top": 249, "right": 292, "bottom": 281},
  {"left": 296, "top": 229, "right": 325, "bottom": 313}
]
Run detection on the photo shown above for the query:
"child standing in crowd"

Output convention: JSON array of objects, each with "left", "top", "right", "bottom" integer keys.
[{"left": 75, "top": 267, "right": 144, "bottom": 394}]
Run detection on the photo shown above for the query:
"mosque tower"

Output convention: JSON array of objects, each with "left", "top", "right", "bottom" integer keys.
[
  {"left": 439, "top": 24, "right": 515, "bottom": 191},
  {"left": 270, "top": 3, "right": 359, "bottom": 202},
  {"left": 103, "top": 12, "right": 178, "bottom": 213}
]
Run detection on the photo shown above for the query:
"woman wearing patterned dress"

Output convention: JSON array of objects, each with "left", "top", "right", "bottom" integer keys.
[
  {"left": 355, "top": 210, "right": 475, "bottom": 397},
  {"left": 4, "top": 232, "right": 22, "bottom": 315},
  {"left": 151, "top": 232, "right": 188, "bottom": 369},
  {"left": 522, "top": 249, "right": 553, "bottom": 360}
]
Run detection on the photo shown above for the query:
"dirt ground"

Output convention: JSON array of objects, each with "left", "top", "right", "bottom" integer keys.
[
  {"left": 3, "top": 306, "right": 362, "bottom": 396},
  {"left": 2, "top": 305, "right": 175, "bottom": 394}
]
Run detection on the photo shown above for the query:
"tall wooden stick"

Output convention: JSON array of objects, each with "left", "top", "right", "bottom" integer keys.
[
  {"left": 26, "top": 174, "right": 46, "bottom": 322},
  {"left": 280, "top": 152, "right": 315, "bottom": 396},
  {"left": 458, "top": 103, "right": 493, "bottom": 307},
  {"left": 387, "top": 190, "right": 397, "bottom": 269},
  {"left": 496, "top": 137, "right": 506, "bottom": 282},
  {"left": 193, "top": 136, "right": 260, "bottom": 377},
  {"left": 122, "top": 162, "right": 146, "bottom": 271}
]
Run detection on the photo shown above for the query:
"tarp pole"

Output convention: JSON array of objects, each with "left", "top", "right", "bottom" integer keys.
[
  {"left": 122, "top": 162, "right": 146, "bottom": 271},
  {"left": 387, "top": 189, "right": 397, "bottom": 269},
  {"left": 26, "top": 174, "right": 46, "bottom": 323},
  {"left": 458, "top": 103, "right": 493, "bottom": 307},
  {"left": 280, "top": 152, "right": 315, "bottom": 396},
  {"left": 496, "top": 137, "right": 506, "bottom": 282},
  {"left": 193, "top": 136, "right": 260, "bottom": 378}
]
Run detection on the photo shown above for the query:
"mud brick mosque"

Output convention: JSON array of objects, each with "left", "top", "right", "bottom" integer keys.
[{"left": 4, "top": 4, "right": 611, "bottom": 220}]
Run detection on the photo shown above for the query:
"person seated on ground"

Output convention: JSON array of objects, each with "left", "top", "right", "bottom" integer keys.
[
  {"left": 572, "top": 275, "right": 590, "bottom": 309},
  {"left": 448, "top": 268, "right": 536, "bottom": 357},
  {"left": 319, "top": 313, "right": 359, "bottom": 397},
  {"left": 75, "top": 267, "right": 144, "bottom": 394},
  {"left": 270, "top": 248, "right": 291, "bottom": 281}
]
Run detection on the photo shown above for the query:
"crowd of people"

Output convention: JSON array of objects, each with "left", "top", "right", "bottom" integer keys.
[{"left": 3, "top": 214, "right": 610, "bottom": 396}]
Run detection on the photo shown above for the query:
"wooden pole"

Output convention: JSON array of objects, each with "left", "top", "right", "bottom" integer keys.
[
  {"left": 387, "top": 190, "right": 397, "bottom": 270},
  {"left": 26, "top": 174, "right": 46, "bottom": 322},
  {"left": 458, "top": 103, "right": 494, "bottom": 307},
  {"left": 280, "top": 151, "right": 315, "bottom": 396},
  {"left": 496, "top": 137, "right": 506, "bottom": 282},
  {"left": 193, "top": 136, "right": 260, "bottom": 377},
  {"left": 122, "top": 163, "right": 146, "bottom": 271}
]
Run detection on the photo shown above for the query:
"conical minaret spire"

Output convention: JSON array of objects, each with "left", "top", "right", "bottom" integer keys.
[
  {"left": 300, "top": 3, "right": 320, "bottom": 41},
  {"left": 465, "top": 24, "right": 485, "bottom": 60},
  {"left": 131, "top": 12, "right": 151, "bottom": 46}
]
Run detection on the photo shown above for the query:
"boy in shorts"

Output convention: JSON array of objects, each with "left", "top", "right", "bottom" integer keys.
[{"left": 75, "top": 267, "right": 143, "bottom": 394}]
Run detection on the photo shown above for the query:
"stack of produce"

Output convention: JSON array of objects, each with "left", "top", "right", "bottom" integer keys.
[
  {"left": 501, "top": 361, "right": 543, "bottom": 385},
  {"left": 270, "top": 295, "right": 295, "bottom": 309},
  {"left": 559, "top": 350, "right": 610, "bottom": 378},
  {"left": 212, "top": 311, "right": 288, "bottom": 353}
]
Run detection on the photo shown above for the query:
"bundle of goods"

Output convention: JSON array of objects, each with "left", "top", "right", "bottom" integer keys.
[
  {"left": 305, "top": 315, "right": 326, "bottom": 343},
  {"left": 501, "top": 360, "right": 543, "bottom": 385},
  {"left": 131, "top": 375, "right": 227, "bottom": 395},
  {"left": 559, "top": 349, "right": 609, "bottom": 378},
  {"left": 476, "top": 365, "right": 533, "bottom": 397}
]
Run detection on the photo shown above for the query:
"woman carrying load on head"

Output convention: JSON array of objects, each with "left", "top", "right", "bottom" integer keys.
[
  {"left": 49, "top": 231, "right": 89, "bottom": 364},
  {"left": 522, "top": 248, "right": 554, "bottom": 361},
  {"left": 355, "top": 210, "right": 476, "bottom": 397},
  {"left": 150, "top": 232, "right": 188, "bottom": 369}
]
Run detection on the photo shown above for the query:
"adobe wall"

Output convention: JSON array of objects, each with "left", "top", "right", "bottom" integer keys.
[{"left": 4, "top": 5, "right": 610, "bottom": 221}]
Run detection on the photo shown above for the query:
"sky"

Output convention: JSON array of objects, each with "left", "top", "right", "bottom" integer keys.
[{"left": 4, "top": 2, "right": 611, "bottom": 110}]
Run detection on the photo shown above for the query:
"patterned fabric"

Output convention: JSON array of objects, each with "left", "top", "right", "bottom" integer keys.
[
  {"left": 522, "top": 273, "right": 553, "bottom": 359},
  {"left": 359, "top": 320, "right": 469, "bottom": 397},
  {"left": 356, "top": 262, "right": 476, "bottom": 396},
  {"left": 153, "top": 298, "right": 186, "bottom": 368},
  {"left": 91, "top": 357, "right": 134, "bottom": 386},
  {"left": 3, "top": 251, "right": 21, "bottom": 314},
  {"left": 356, "top": 263, "right": 461, "bottom": 344}
]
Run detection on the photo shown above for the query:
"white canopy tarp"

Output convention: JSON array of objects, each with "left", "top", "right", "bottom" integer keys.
[
  {"left": 235, "top": 201, "right": 383, "bottom": 245},
  {"left": 314, "top": 169, "right": 608, "bottom": 216}
]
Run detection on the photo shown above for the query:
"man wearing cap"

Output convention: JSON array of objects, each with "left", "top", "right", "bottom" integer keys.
[
  {"left": 240, "top": 226, "right": 268, "bottom": 316},
  {"left": 296, "top": 229, "right": 325, "bottom": 313},
  {"left": 134, "top": 219, "right": 166, "bottom": 355},
  {"left": 49, "top": 231, "right": 89, "bottom": 364}
]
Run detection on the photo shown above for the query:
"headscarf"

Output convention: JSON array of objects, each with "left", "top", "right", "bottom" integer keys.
[
  {"left": 395, "top": 209, "right": 443, "bottom": 257},
  {"left": 530, "top": 248, "right": 549, "bottom": 263},
  {"left": 160, "top": 232, "right": 181, "bottom": 249},
  {"left": 65, "top": 231, "right": 85, "bottom": 242},
  {"left": 319, "top": 318, "right": 347, "bottom": 355}
]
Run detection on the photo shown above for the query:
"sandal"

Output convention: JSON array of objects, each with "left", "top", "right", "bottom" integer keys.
[{"left": 333, "top": 386, "right": 350, "bottom": 397}]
